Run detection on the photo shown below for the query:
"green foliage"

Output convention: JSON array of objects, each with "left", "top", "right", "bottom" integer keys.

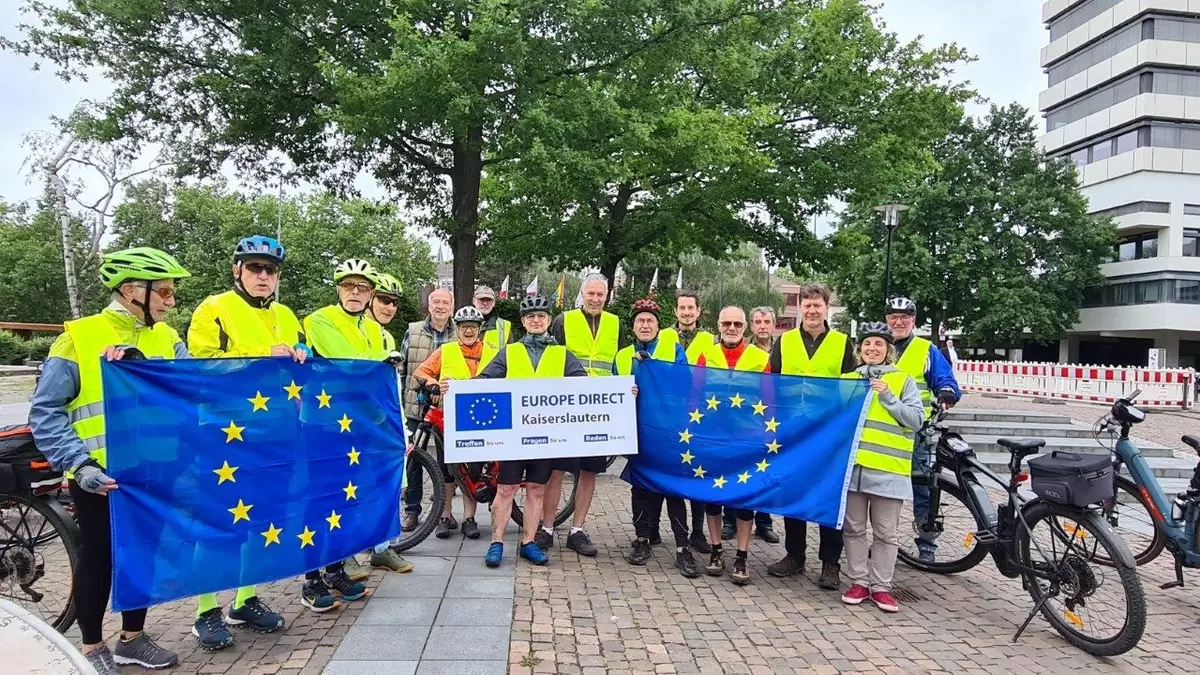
[
  {"left": 0, "top": 330, "right": 26, "bottom": 365},
  {"left": 22, "top": 334, "right": 56, "bottom": 362},
  {"left": 0, "top": 200, "right": 104, "bottom": 323},
  {"left": 825, "top": 104, "right": 1115, "bottom": 345}
]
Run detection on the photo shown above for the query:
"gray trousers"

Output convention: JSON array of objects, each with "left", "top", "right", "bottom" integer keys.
[{"left": 843, "top": 490, "right": 903, "bottom": 592}]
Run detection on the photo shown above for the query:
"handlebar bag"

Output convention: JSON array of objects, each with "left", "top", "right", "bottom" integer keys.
[{"left": 1028, "top": 450, "right": 1114, "bottom": 508}]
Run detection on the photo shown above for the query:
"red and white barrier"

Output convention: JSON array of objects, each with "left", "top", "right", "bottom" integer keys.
[{"left": 954, "top": 360, "right": 1196, "bottom": 409}]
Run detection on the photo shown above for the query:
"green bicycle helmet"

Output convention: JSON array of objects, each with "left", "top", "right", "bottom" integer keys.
[
  {"left": 99, "top": 247, "right": 191, "bottom": 289},
  {"left": 334, "top": 258, "right": 376, "bottom": 284},
  {"left": 374, "top": 272, "right": 403, "bottom": 297}
]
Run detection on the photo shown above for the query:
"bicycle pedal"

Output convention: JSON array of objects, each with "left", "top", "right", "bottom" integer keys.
[{"left": 972, "top": 530, "right": 999, "bottom": 545}]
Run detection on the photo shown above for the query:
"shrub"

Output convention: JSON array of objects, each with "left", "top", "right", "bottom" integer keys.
[
  {"left": 0, "top": 330, "right": 24, "bottom": 365},
  {"left": 23, "top": 335, "right": 57, "bottom": 363}
]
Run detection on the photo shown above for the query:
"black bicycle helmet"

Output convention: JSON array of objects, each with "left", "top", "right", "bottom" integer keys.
[
  {"left": 858, "top": 321, "right": 894, "bottom": 343},
  {"left": 886, "top": 297, "right": 916, "bottom": 316},
  {"left": 519, "top": 294, "right": 553, "bottom": 315}
]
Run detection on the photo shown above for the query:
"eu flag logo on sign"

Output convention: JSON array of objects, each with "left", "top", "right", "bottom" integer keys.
[
  {"left": 100, "top": 357, "right": 406, "bottom": 611},
  {"left": 454, "top": 392, "right": 513, "bottom": 431}
]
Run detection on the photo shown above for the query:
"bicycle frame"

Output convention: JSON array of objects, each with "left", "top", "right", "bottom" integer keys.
[{"left": 1112, "top": 433, "right": 1200, "bottom": 570}]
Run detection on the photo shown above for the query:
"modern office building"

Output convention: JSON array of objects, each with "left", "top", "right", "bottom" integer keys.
[{"left": 1038, "top": 0, "right": 1200, "bottom": 368}]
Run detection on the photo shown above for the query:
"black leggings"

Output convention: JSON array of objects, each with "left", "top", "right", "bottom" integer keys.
[
  {"left": 630, "top": 487, "right": 688, "bottom": 547},
  {"left": 71, "top": 481, "right": 147, "bottom": 645}
]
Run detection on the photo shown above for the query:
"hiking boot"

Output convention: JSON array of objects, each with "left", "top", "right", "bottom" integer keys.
[
  {"left": 767, "top": 555, "right": 803, "bottom": 578},
  {"left": 676, "top": 549, "right": 701, "bottom": 578},
  {"left": 648, "top": 530, "right": 663, "bottom": 546},
  {"left": 756, "top": 525, "right": 780, "bottom": 544},
  {"left": 461, "top": 517, "right": 481, "bottom": 539},
  {"left": 519, "top": 541, "right": 549, "bottom": 565},
  {"left": 705, "top": 549, "right": 726, "bottom": 576},
  {"left": 191, "top": 608, "right": 234, "bottom": 651},
  {"left": 371, "top": 548, "right": 414, "bottom": 573},
  {"left": 485, "top": 542, "right": 504, "bottom": 568},
  {"left": 301, "top": 578, "right": 339, "bottom": 613},
  {"left": 689, "top": 531, "right": 711, "bottom": 554},
  {"left": 343, "top": 555, "right": 370, "bottom": 582},
  {"left": 730, "top": 556, "right": 750, "bottom": 585},
  {"left": 113, "top": 633, "right": 180, "bottom": 668},
  {"left": 401, "top": 513, "right": 419, "bottom": 532},
  {"left": 842, "top": 584, "right": 870, "bottom": 605},
  {"left": 817, "top": 561, "right": 841, "bottom": 590},
  {"left": 534, "top": 528, "right": 554, "bottom": 550},
  {"left": 566, "top": 530, "right": 597, "bottom": 557},
  {"left": 226, "top": 596, "right": 284, "bottom": 633},
  {"left": 324, "top": 569, "right": 368, "bottom": 601},
  {"left": 872, "top": 590, "right": 900, "bottom": 613},
  {"left": 435, "top": 516, "right": 454, "bottom": 539},
  {"left": 84, "top": 645, "right": 119, "bottom": 675},
  {"left": 627, "top": 538, "right": 652, "bottom": 565},
  {"left": 720, "top": 522, "right": 735, "bottom": 540}
]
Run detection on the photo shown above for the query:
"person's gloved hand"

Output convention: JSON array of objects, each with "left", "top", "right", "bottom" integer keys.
[
  {"left": 385, "top": 351, "right": 404, "bottom": 366},
  {"left": 937, "top": 389, "right": 958, "bottom": 410},
  {"left": 75, "top": 464, "right": 118, "bottom": 495}
]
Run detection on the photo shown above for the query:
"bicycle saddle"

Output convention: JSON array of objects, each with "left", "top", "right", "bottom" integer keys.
[
  {"left": 1182, "top": 435, "right": 1200, "bottom": 455},
  {"left": 997, "top": 438, "right": 1045, "bottom": 458}
]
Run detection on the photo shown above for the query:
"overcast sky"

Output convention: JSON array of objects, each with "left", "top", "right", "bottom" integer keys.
[{"left": 0, "top": 1, "right": 1047, "bottom": 243}]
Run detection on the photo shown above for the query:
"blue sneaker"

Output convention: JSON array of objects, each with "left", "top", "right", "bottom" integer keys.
[
  {"left": 519, "top": 541, "right": 549, "bottom": 566},
  {"left": 485, "top": 542, "right": 503, "bottom": 568},
  {"left": 323, "top": 569, "right": 368, "bottom": 601}
]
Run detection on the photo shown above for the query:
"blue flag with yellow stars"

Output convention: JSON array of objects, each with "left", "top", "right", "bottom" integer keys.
[
  {"left": 101, "top": 357, "right": 406, "bottom": 611},
  {"left": 625, "top": 360, "right": 871, "bottom": 528}
]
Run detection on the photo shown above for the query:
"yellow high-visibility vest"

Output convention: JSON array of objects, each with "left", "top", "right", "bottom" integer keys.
[
  {"left": 700, "top": 342, "right": 769, "bottom": 371},
  {"left": 562, "top": 309, "right": 619, "bottom": 376},
  {"left": 778, "top": 328, "right": 847, "bottom": 376},
  {"left": 855, "top": 370, "right": 916, "bottom": 476}
]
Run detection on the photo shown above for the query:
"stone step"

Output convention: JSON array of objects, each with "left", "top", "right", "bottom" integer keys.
[
  {"left": 947, "top": 419, "right": 1100, "bottom": 440},
  {"left": 945, "top": 408, "right": 1075, "bottom": 425},
  {"left": 959, "top": 434, "right": 1177, "bottom": 459},
  {"left": 973, "top": 451, "right": 1196, "bottom": 480}
]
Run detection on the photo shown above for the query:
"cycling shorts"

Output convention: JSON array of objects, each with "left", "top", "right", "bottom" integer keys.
[
  {"left": 551, "top": 455, "right": 608, "bottom": 474},
  {"left": 498, "top": 459, "right": 553, "bottom": 486}
]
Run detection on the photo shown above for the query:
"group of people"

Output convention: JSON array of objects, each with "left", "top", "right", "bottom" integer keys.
[{"left": 27, "top": 234, "right": 961, "bottom": 675}]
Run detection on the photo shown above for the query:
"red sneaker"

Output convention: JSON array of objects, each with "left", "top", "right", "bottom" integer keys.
[
  {"left": 871, "top": 590, "right": 899, "bottom": 613},
  {"left": 841, "top": 584, "right": 870, "bottom": 605}
]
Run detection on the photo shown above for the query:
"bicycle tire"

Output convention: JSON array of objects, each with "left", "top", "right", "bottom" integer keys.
[
  {"left": 510, "top": 470, "right": 579, "bottom": 528},
  {"left": 897, "top": 474, "right": 990, "bottom": 574},
  {"left": 0, "top": 492, "right": 80, "bottom": 633},
  {"left": 391, "top": 447, "right": 446, "bottom": 553},
  {"left": 1016, "top": 501, "right": 1146, "bottom": 657},
  {"left": 1090, "top": 475, "right": 1166, "bottom": 567}
]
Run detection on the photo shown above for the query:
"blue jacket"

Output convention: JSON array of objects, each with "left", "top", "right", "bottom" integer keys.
[
  {"left": 898, "top": 336, "right": 961, "bottom": 402},
  {"left": 611, "top": 336, "right": 688, "bottom": 375}
]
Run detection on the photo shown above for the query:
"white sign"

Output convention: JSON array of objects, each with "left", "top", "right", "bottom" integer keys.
[
  {"left": 1148, "top": 348, "right": 1165, "bottom": 369},
  {"left": 444, "top": 376, "right": 638, "bottom": 462}
]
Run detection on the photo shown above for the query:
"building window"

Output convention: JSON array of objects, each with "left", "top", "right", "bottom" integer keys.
[
  {"left": 1057, "top": 122, "right": 1200, "bottom": 167},
  {"left": 1090, "top": 201, "right": 1170, "bottom": 219},
  {"left": 1185, "top": 205, "right": 1200, "bottom": 216},
  {"left": 1114, "top": 232, "right": 1160, "bottom": 262},
  {"left": 1184, "top": 229, "right": 1200, "bottom": 256},
  {"left": 1048, "top": 22, "right": 1143, "bottom": 86},
  {"left": 1153, "top": 18, "right": 1200, "bottom": 43},
  {"left": 1046, "top": 74, "right": 1140, "bottom": 131},
  {"left": 785, "top": 293, "right": 799, "bottom": 307},
  {"left": 1177, "top": 280, "right": 1200, "bottom": 303},
  {"left": 1048, "top": 0, "right": 1122, "bottom": 41}
]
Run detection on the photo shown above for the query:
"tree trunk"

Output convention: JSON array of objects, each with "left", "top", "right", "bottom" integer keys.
[
  {"left": 450, "top": 126, "right": 484, "bottom": 309},
  {"left": 597, "top": 184, "right": 634, "bottom": 300},
  {"left": 49, "top": 170, "right": 81, "bottom": 319}
]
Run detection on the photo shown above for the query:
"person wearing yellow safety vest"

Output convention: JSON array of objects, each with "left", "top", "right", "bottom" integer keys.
[
  {"left": 694, "top": 306, "right": 770, "bottom": 586},
  {"left": 29, "top": 247, "right": 191, "bottom": 675},
  {"left": 539, "top": 273, "right": 620, "bottom": 557},
  {"left": 618, "top": 299, "right": 700, "bottom": 579},
  {"left": 450, "top": 294, "right": 590, "bottom": 568},
  {"left": 473, "top": 285, "right": 512, "bottom": 354},
  {"left": 884, "top": 296, "right": 961, "bottom": 565},
  {"left": 838, "top": 322, "right": 923, "bottom": 614},
  {"left": 186, "top": 235, "right": 301, "bottom": 650},
  {"left": 766, "top": 282, "right": 856, "bottom": 590},
  {"left": 412, "top": 305, "right": 498, "bottom": 540},
  {"left": 368, "top": 272, "right": 404, "bottom": 351},
  {"left": 656, "top": 288, "right": 715, "bottom": 554}
]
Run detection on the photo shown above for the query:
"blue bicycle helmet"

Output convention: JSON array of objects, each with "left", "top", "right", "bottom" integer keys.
[{"left": 234, "top": 235, "right": 286, "bottom": 264}]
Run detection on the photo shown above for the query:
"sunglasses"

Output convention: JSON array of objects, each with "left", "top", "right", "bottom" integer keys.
[
  {"left": 720, "top": 321, "right": 745, "bottom": 328},
  {"left": 244, "top": 262, "right": 279, "bottom": 276},
  {"left": 339, "top": 280, "right": 373, "bottom": 293},
  {"left": 374, "top": 294, "right": 398, "bottom": 306},
  {"left": 151, "top": 286, "right": 176, "bottom": 300}
]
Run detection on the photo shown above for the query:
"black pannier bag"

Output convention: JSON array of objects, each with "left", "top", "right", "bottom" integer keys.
[
  {"left": 0, "top": 424, "right": 63, "bottom": 494},
  {"left": 1027, "top": 451, "right": 1114, "bottom": 508}
]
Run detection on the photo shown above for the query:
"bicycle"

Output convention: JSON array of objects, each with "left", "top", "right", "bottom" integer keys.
[
  {"left": 0, "top": 425, "right": 81, "bottom": 633},
  {"left": 1083, "top": 389, "right": 1200, "bottom": 586},
  {"left": 898, "top": 412, "right": 1146, "bottom": 656}
]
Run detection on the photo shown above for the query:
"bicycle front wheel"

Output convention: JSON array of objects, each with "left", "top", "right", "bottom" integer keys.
[
  {"left": 897, "top": 474, "right": 989, "bottom": 575},
  {"left": 1089, "top": 475, "right": 1166, "bottom": 567},
  {"left": 0, "top": 491, "right": 80, "bottom": 632},
  {"left": 392, "top": 446, "right": 446, "bottom": 553},
  {"left": 1016, "top": 501, "right": 1146, "bottom": 657}
]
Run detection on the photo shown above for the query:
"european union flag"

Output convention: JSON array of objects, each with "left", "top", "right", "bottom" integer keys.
[
  {"left": 454, "top": 392, "right": 513, "bottom": 431},
  {"left": 101, "top": 357, "right": 406, "bottom": 611},
  {"left": 625, "top": 360, "right": 871, "bottom": 528}
]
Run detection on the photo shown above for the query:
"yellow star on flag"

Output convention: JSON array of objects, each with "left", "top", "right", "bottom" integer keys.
[
  {"left": 338, "top": 414, "right": 353, "bottom": 433},
  {"left": 765, "top": 417, "right": 780, "bottom": 432},
  {"left": 738, "top": 471, "right": 751, "bottom": 484},
  {"left": 752, "top": 400, "right": 767, "bottom": 415},
  {"left": 347, "top": 447, "right": 361, "bottom": 465},
  {"left": 680, "top": 450, "right": 695, "bottom": 464},
  {"left": 228, "top": 499, "right": 253, "bottom": 523},
  {"left": 297, "top": 526, "right": 315, "bottom": 548},
  {"left": 713, "top": 476, "right": 727, "bottom": 489},
  {"left": 693, "top": 465, "right": 707, "bottom": 478},
  {"left": 729, "top": 393, "right": 745, "bottom": 407},
  {"left": 261, "top": 523, "right": 282, "bottom": 546},
  {"left": 283, "top": 380, "right": 303, "bottom": 401},
  {"left": 678, "top": 429, "right": 693, "bottom": 444},
  {"left": 766, "top": 440, "right": 781, "bottom": 454},
  {"left": 222, "top": 421, "right": 245, "bottom": 443},
  {"left": 326, "top": 510, "right": 342, "bottom": 530},
  {"left": 213, "top": 460, "right": 238, "bottom": 485},
  {"left": 248, "top": 391, "right": 270, "bottom": 412},
  {"left": 316, "top": 390, "right": 332, "bottom": 408},
  {"left": 756, "top": 459, "right": 770, "bottom": 472},
  {"left": 688, "top": 409, "right": 704, "bottom": 424},
  {"left": 343, "top": 481, "right": 358, "bottom": 500},
  {"left": 705, "top": 395, "right": 720, "bottom": 410}
]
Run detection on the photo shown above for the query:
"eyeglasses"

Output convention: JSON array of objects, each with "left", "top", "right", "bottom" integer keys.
[
  {"left": 374, "top": 294, "right": 398, "bottom": 307},
  {"left": 244, "top": 262, "right": 279, "bottom": 276},
  {"left": 151, "top": 286, "right": 175, "bottom": 300},
  {"left": 719, "top": 321, "right": 745, "bottom": 328},
  {"left": 339, "top": 280, "right": 373, "bottom": 293}
]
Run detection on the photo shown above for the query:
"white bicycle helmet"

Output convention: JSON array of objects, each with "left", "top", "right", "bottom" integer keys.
[
  {"left": 453, "top": 306, "right": 486, "bottom": 325},
  {"left": 886, "top": 296, "right": 916, "bottom": 316},
  {"left": 334, "top": 258, "right": 376, "bottom": 284}
]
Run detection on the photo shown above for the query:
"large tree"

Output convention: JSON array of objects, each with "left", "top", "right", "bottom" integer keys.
[
  {"left": 824, "top": 103, "right": 1115, "bottom": 345},
  {"left": 0, "top": 199, "right": 104, "bottom": 323}
]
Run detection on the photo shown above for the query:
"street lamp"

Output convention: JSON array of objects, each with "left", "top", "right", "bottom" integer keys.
[{"left": 873, "top": 203, "right": 909, "bottom": 307}]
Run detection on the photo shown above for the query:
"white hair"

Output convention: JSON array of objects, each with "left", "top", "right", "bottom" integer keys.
[
  {"left": 582, "top": 273, "right": 609, "bottom": 289},
  {"left": 750, "top": 306, "right": 776, "bottom": 320}
]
